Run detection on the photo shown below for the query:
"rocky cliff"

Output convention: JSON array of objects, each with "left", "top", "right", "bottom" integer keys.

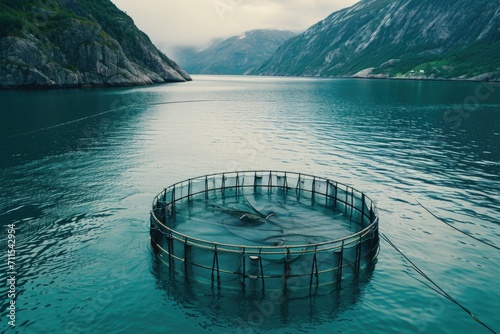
[
  {"left": 174, "top": 29, "right": 296, "bottom": 75},
  {"left": 0, "top": 0, "right": 191, "bottom": 89},
  {"left": 252, "top": 0, "right": 500, "bottom": 81}
]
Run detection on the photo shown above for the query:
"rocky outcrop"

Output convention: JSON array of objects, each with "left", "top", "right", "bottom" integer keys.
[
  {"left": 174, "top": 29, "right": 297, "bottom": 75},
  {"left": 252, "top": 0, "right": 500, "bottom": 81},
  {"left": 0, "top": 0, "right": 191, "bottom": 89}
]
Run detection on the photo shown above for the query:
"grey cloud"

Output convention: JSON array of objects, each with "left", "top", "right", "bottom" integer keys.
[{"left": 112, "top": 0, "right": 358, "bottom": 54}]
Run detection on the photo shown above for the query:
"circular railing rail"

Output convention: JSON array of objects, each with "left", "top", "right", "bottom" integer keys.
[{"left": 150, "top": 171, "right": 379, "bottom": 291}]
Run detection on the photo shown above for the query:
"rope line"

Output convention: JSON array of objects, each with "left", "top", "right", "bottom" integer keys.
[
  {"left": 380, "top": 232, "right": 497, "bottom": 334},
  {"left": 417, "top": 200, "right": 499, "bottom": 251},
  {"left": 0, "top": 100, "right": 215, "bottom": 139}
]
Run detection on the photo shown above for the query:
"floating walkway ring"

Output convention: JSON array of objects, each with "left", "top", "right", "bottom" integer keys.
[{"left": 150, "top": 171, "right": 379, "bottom": 292}]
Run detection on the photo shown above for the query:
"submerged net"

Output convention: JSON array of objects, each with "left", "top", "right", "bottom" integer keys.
[
  {"left": 174, "top": 189, "right": 357, "bottom": 247},
  {"left": 150, "top": 171, "right": 379, "bottom": 292}
]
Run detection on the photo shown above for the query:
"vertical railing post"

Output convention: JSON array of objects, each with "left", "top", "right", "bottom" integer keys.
[
  {"left": 167, "top": 232, "right": 174, "bottom": 268},
  {"left": 325, "top": 180, "right": 330, "bottom": 208},
  {"left": 309, "top": 246, "right": 319, "bottom": 290},
  {"left": 183, "top": 237, "right": 191, "bottom": 276},
  {"left": 221, "top": 173, "right": 226, "bottom": 197},
  {"left": 312, "top": 177, "right": 316, "bottom": 205},
  {"left": 241, "top": 248, "right": 246, "bottom": 287},
  {"left": 211, "top": 245, "right": 220, "bottom": 288},
  {"left": 352, "top": 189, "right": 355, "bottom": 219},
  {"left": 344, "top": 186, "right": 348, "bottom": 215},
  {"left": 334, "top": 241, "right": 344, "bottom": 285},
  {"left": 236, "top": 172, "right": 240, "bottom": 197},
  {"left": 361, "top": 193, "right": 366, "bottom": 224},
  {"left": 259, "top": 249, "right": 265, "bottom": 291},
  {"left": 355, "top": 235, "right": 362, "bottom": 274},
  {"left": 370, "top": 204, "right": 375, "bottom": 222},
  {"left": 171, "top": 185, "right": 176, "bottom": 211},
  {"left": 283, "top": 248, "right": 291, "bottom": 288},
  {"left": 268, "top": 171, "right": 273, "bottom": 192},
  {"left": 204, "top": 176, "right": 208, "bottom": 199},
  {"left": 333, "top": 183, "right": 338, "bottom": 210}
]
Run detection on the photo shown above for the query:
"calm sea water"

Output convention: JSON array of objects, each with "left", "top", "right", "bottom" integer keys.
[{"left": 0, "top": 76, "right": 499, "bottom": 333}]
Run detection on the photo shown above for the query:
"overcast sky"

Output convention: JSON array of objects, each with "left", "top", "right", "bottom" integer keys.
[{"left": 111, "top": 0, "right": 358, "bottom": 54}]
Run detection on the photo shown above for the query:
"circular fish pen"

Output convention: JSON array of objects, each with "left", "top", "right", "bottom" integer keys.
[{"left": 150, "top": 171, "right": 379, "bottom": 293}]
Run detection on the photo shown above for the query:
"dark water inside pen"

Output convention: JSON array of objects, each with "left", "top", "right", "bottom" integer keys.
[{"left": 0, "top": 75, "right": 499, "bottom": 333}]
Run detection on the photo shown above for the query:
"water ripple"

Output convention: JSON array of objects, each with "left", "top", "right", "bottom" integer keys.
[{"left": 0, "top": 76, "right": 499, "bottom": 333}]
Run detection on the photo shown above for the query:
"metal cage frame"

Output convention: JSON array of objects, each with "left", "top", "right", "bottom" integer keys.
[{"left": 150, "top": 171, "right": 379, "bottom": 292}]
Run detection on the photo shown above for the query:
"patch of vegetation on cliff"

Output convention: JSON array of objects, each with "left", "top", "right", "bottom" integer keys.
[
  {"left": 0, "top": 0, "right": 151, "bottom": 53},
  {"left": 0, "top": 1, "right": 29, "bottom": 38},
  {"left": 369, "top": 40, "right": 500, "bottom": 79}
]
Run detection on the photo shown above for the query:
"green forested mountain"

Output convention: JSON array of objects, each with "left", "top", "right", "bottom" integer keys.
[
  {"left": 174, "top": 30, "right": 297, "bottom": 75},
  {"left": 0, "top": 0, "right": 191, "bottom": 89},
  {"left": 252, "top": 0, "right": 500, "bottom": 81}
]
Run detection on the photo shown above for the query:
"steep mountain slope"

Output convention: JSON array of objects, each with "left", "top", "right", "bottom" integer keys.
[
  {"left": 0, "top": 0, "right": 191, "bottom": 89},
  {"left": 252, "top": 0, "right": 500, "bottom": 81},
  {"left": 175, "top": 29, "right": 296, "bottom": 75}
]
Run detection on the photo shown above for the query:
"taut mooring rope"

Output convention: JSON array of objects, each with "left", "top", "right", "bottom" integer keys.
[
  {"left": 380, "top": 232, "right": 497, "bottom": 334},
  {"left": 417, "top": 200, "right": 500, "bottom": 251}
]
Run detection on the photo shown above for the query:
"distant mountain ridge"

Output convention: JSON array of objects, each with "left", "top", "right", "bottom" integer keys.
[
  {"left": 175, "top": 29, "right": 297, "bottom": 75},
  {"left": 0, "top": 0, "right": 191, "bottom": 89},
  {"left": 252, "top": 0, "right": 500, "bottom": 81}
]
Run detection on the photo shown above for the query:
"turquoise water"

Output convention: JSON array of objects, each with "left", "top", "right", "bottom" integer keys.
[{"left": 0, "top": 75, "right": 499, "bottom": 333}]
